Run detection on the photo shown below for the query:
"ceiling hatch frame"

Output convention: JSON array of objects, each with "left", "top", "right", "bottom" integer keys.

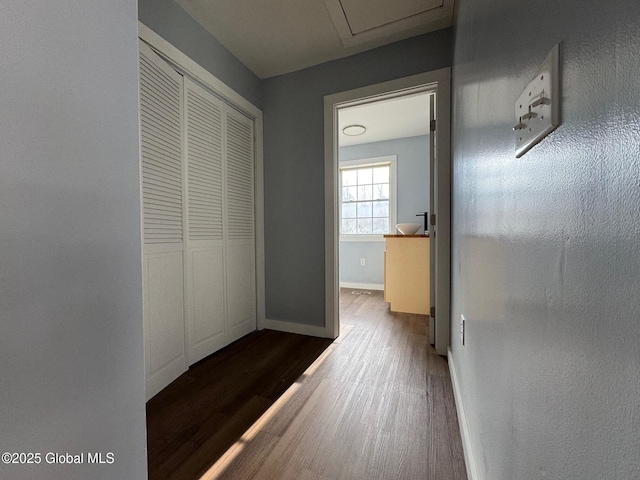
[{"left": 323, "top": 0, "right": 455, "bottom": 47}]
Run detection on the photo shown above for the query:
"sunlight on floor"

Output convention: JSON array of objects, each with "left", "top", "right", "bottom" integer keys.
[{"left": 198, "top": 342, "right": 340, "bottom": 479}]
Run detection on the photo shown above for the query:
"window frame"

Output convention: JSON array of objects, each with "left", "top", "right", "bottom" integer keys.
[{"left": 338, "top": 155, "right": 397, "bottom": 242}]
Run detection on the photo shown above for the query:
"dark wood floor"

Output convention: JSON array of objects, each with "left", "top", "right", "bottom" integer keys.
[{"left": 146, "top": 289, "right": 467, "bottom": 480}]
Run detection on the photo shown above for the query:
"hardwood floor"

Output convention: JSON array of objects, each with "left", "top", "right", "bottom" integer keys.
[{"left": 146, "top": 289, "right": 467, "bottom": 480}]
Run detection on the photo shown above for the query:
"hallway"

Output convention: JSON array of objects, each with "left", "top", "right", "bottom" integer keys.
[{"left": 147, "top": 289, "right": 466, "bottom": 479}]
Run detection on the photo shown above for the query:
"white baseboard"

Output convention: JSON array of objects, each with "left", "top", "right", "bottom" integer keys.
[
  {"left": 448, "top": 346, "right": 480, "bottom": 480},
  {"left": 339, "top": 282, "right": 384, "bottom": 291},
  {"left": 264, "top": 319, "right": 329, "bottom": 338}
]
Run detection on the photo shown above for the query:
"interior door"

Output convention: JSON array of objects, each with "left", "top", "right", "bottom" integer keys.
[
  {"left": 139, "top": 41, "right": 188, "bottom": 400},
  {"left": 139, "top": 38, "right": 260, "bottom": 400},
  {"left": 428, "top": 93, "right": 436, "bottom": 345},
  {"left": 184, "top": 78, "right": 227, "bottom": 365},
  {"left": 225, "top": 107, "right": 257, "bottom": 343}
]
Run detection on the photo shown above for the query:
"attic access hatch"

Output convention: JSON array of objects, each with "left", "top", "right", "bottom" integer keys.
[{"left": 324, "top": 0, "right": 454, "bottom": 47}]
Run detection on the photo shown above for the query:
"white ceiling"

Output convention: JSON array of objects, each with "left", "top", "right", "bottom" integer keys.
[
  {"left": 338, "top": 92, "right": 431, "bottom": 147},
  {"left": 175, "top": 0, "right": 455, "bottom": 78}
]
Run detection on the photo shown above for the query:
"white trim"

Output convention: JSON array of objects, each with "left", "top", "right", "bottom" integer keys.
[
  {"left": 265, "top": 319, "right": 328, "bottom": 338},
  {"left": 433, "top": 71, "right": 452, "bottom": 356},
  {"left": 339, "top": 156, "right": 396, "bottom": 168},
  {"left": 324, "top": 69, "right": 451, "bottom": 347},
  {"left": 448, "top": 347, "right": 480, "bottom": 480},
  {"left": 254, "top": 113, "right": 266, "bottom": 331},
  {"left": 138, "top": 22, "right": 266, "bottom": 332},
  {"left": 339, "top": 236, "right": 386, "bottom": 243},
  {"left": 339, "top": 282, "right": 384, "bottom": 291},
  {"left": 138, "top": 23, "right": 261, "bottom": 119},
  {"left": 325, "top": 100, "right": 340, "bottom": 339}
]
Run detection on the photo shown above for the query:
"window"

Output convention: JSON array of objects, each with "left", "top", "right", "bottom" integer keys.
[{"left": 339, "top": 155, "right": 397, "bottom": 240}]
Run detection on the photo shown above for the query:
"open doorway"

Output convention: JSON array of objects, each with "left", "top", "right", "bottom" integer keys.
[
  {"left": 337, "top": 93, "right": 430, "bottom": 294},
  {"left": 324, "top": 69, "right": 451, "bottom": 355}
]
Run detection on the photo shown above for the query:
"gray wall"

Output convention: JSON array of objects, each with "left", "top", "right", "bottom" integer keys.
[
  {"left": 0, "top": 2, "right": 147, "bottom": 480},
  {"left": 339, "top": 135, "right": 429, "bottom": 287},
  {"left": 451, "top": 1, "right": 640, "bottom": 479},
  {"left": 138, "top": 0, "right": 263, "bottom": 109},
  {"left": 264, "top": 29, "right": 452, "bottom": 326}
]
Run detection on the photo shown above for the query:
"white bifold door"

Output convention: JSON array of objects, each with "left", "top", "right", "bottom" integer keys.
[{"left": 139, "top": 42, "right": 256, "bottom": 400}]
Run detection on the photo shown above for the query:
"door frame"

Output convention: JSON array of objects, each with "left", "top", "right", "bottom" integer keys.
[
  {"left": 138, "top": 23, "right": 266, "bottom": 334},
  {"left": 323, "top": 68, "right": 451, "bottom": 355}
]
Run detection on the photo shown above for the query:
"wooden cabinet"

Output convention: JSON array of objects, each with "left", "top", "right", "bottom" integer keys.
[{"left": 384, "top": 236, "right": 430, "bottom": 314}]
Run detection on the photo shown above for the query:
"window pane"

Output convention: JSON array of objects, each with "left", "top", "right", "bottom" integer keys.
[
  {"left": 373, "top": 184, "right": 389, "bottom": 200},
  {"left": 340, "top": 161, "right": 393, "bottom": 237},
  {"left": 372, "top": 200, "right": 388, "bottom": 217},
  {"left": 342, "top": 169, "right": 357, "bottom": 186},
  {"left": 342, "top": 186, "right": 356, "bottom": 202},
  {"left": 357, "top": 168, "right": 372, "bottom": 185},
  {"left": 342, "top": 202, "right": 356, "bottom": 218},
  {"left": 373, "top": 165, "right": 389, "bottom": 184},
  {"left": 357, "top": 185, "right": 372, "bottom": 201},
  {"left": 357, "top": 201, "right": 372, "bottom": 218},
  {"left": 357, "top": 218, "right": 372, "bottom": 234},
  {"left": 342, "top": 218, "right": 356, "bottom": 234},
  {"left": 372, "top": 218, "right": 389, "bottom": 234}
]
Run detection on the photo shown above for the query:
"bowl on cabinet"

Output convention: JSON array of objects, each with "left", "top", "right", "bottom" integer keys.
[{"left": 395, "top": 223, "right": 421, "bottom": 235}]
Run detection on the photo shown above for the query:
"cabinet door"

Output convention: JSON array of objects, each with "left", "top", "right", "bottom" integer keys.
[
  {"left": 225, "top": 107, "right": 256, "bottom": 343},
  {"left": 184, "top": 79, "right": 227, "bottom": 364},
  {"left": 139, "top": 41, "right": 187, "bottom": 400},
  {"left": 385, "top": 238, "right": 430, "bottom": 315}
]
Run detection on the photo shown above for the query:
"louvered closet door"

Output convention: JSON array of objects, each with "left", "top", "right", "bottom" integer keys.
[
  {"left": 139, "top": 41, "right": 187, "bottom": 400},
  {"left": 184, "top": 78, "right": 227, "bottom": 364},
  {"left": 225, "top": 107, "right": 256, "bottom": 343}
]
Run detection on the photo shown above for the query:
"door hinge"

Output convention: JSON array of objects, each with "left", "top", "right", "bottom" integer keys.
[
  {"left": 430, "top": 119, "right": 436, "bottom": 132},
  {"left": 430, "top": 306, "right": 435, "bottom": 318},
  {"left": 430, "top": 213, "right": 436, "bottom": 226}
]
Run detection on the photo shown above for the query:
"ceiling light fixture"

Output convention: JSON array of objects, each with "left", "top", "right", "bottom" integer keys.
[{"left": 342, "top": 124, "right": 366, "bottom": 136}]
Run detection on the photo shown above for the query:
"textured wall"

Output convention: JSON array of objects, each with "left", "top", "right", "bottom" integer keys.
[
  {"left": 0, "top": 2, "right": 147, "bottom": 479},
  {"left": 451, "top": 0, "right": 640, "bottom": 478},
  {"left": 263, "top": 30, "right": 452, "bottom": 326},
  {"left": 138, "top": 0, "right": 263, "bottom": 108},
  {"left": 339, "top": 135, "right": 429, "bottom": 286}
]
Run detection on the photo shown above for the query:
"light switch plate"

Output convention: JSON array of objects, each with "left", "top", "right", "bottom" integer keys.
[{"left": 514, "top": 44, "right": 560, "bottom": 157}]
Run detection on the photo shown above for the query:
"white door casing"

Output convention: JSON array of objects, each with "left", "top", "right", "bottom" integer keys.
[
  {"left": 138, "top": 22, "right": 266, "bottom": 334},
  {"left": 324, "top": 69, "right": 451, "bottom": 355},
  {"left": 139, "top": 30, "right": 263, "bottom": 399},
  {"left": 428, "top": 93, "right": 436, "bottom": 345}
]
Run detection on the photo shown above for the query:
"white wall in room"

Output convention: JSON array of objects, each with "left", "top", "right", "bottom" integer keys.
[{"left": 0, "top": 2, "right": 147, "bottom": 479}]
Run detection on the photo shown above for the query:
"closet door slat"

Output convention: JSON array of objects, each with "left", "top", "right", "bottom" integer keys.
[
  {"left": 139, "top": 45, "right": 183, "bottom": 245},
  {"left": 225, "top": 110, "right": 254, "bottom": 240},
  {"left": 186, "top": 85, "right": 224, "bottom": 241}
]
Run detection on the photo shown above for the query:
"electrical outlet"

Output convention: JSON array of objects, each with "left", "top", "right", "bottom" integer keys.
[
  {"left": 360, "top": 258, "right": 365, "bottom": 266},
  {"left": 460, "top": 315, "right": 466, "bottom": 346}
]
